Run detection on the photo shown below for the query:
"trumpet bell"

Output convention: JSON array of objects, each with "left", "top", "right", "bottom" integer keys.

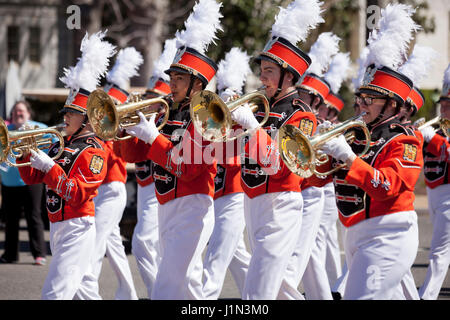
[
  {"left": 279, "top": 113, "right": 371, "bottom": 178},
  {"left": 0, "top": 118, "right": 11, "bottom": 163},
  {"left": 190, "top": 89, "right": 270, "bottom": 142},
  {"left": 278, "top": 124, "right": 315, "bottom": 178},
  {"left": 0, "top": 118, "right": 65, "bottom": 167},
  {"left": 87, "top": 89, "right": 119, "bottom": 141},
  {"left": 87, "top": 89, "right": 170, "bottom": 141},
  {"left": 190, "top": 90, "right": 233, "bottom": 142}
]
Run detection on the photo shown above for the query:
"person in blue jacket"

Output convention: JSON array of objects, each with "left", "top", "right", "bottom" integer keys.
[{"left": 0, "top": 100, "right": 48, "bottom": 265}]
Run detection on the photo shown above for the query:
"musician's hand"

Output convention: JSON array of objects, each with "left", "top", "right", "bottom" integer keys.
[
  {"left": 231, "top": 103, "right": 259, "bottom": 130},
  {"left": 315, "top": 120, "right": 332, "bottom": 135},
  {"left": 220, "top": 88, "right": 239, "bottom": 102},
  {"left": 30, "top": 149, "right": 55, "bottom": 173},
  {"left": 125, "top": 112, "right": 159, "bottom": 144},
  {"left": 419, "top": 126, "right": 435, "bottom": 143},
  {"left": 321, "top": 135, "right": 356, "bottom": 166}
]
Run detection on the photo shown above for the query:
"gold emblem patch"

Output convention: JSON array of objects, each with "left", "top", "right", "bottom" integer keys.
[
  {"left": 403, "top": 144, "right": 417, "bottom": 162},
  {"left": 89, "top": 155, "right": 104, "bottom": 174},
  {"left": 299, "top": 119, "right": 314, "bottom": 137}
]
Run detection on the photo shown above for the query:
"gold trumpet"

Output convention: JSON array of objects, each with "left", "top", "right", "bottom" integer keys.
[
  {"left": 0, "top": 118, "right": 65, "bottom": 167},
  {"left": 87, "top": 89, "right": 170, "bottom": 141},
  {"left": 190, "top": 88, "right": 270, "bottom": 142},
  {"left": 416, "top": 116, "right": 450, "bottom": 138},
  {"left": 278, "top": 113, "right": 371, "bottom": 178}
]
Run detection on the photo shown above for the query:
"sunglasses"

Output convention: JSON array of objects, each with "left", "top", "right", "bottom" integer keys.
[{"left": 354, "top": 95, "right": 387, "bottom": 106}]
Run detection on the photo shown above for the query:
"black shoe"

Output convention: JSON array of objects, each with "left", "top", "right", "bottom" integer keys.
[
  {"left": 0, "top": 255, "right": 18, "bottom": 264},
  {"left": 331, "top": 291, "right": 342, "bottom": 300}
]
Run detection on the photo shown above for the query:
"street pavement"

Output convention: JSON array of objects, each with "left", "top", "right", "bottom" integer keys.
[{"left": 0, "top": 194, "right": 448, "bottom": 300}]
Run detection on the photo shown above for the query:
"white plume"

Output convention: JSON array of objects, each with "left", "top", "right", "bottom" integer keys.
[
  {"left": 352, "top": 46, "right": 370, "bottom": 90},
  {"left": 307, "top": 32, "right": 340, "bottom": 76},
  {"left": 443, "top": 64, "right": 450, "bottom": 87},
  {"left": 60, "top": 31, "right": 116, "bottom": 92},
  {"left": 398, "top": 45, "right": 439, "bottom": 87},
  {"left": 271, "top": 0, "right": 325, "bottom": 45},
  {"left": 152, "top": 38, "right": 178, "bottom": 82},
  {"left": 442, "top": 64, "right": 450, "bottom": 95},
  {"left": 216, "top": 47, "right": 251, "bottom": 94},
  {"left": 106, "top": 47, "right": 144, "bottom": 90},
  {"left": 324, "top": 52, "right": 351, "bottom": 93},
  {"left": 366, "top": 3, "right": 421, "bottom": 70},
  {"left": 175, "top": 0, "right": 223, "bottom": 54}
]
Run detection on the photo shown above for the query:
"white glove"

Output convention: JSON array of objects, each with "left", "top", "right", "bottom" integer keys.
[
  {"left": 321, "top": 134, "right": 356, "bottom": 163},
  {"left": 419, "top": 126, "right": 435, "bottom": 143},
  {"left": 30, "top": 149, "right": 55, "bottom": 173},
  {"left": 231, "top": 103, "right": 259, "bottom": 130},
  {"left": 220, "top": 88, "right": 238, "bottom": 102},
  {"left": 315, "top": 120, "right": 332, "bottom": 136},
  {"left": 125, "top": 112, "right": 159, "bottom": 144}
]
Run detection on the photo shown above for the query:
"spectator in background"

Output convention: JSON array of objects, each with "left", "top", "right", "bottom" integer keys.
[{"left": 0, "top": 100, "right": 47, "bottom": 265}]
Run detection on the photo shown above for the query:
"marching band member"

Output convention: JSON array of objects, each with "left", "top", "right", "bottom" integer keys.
[
  {"left": 76, "top": 47, "right": 143, "bottom": 300},
  {"left": 278, "top": 31, "right": 340, "bottom": 300},
  {"left": 311, "top": 4, "right": 423, "bottom": 299},
  {"left": 301, "top": 51, "right": 351, "bottom": 300},
  {"left": 392, "top": 45, "right": 438, "bottom": 300},
  {"left": 126, "top": 38, "right": 177, "bottom": 299},
  {"left": 202, "top": 48, "right": 252, "bottom": 299},
  {"left": 231, "top": 0, "right": 323, "bottom": 300},
  {"left": 17, "top": 31, "right": 115, "bottom": 299},
  {"left": 418, "top": 64, "right": 450, "bottom": 299},
  {"left": 330, "top": 46, "right": 372, "bottom": 299},
  {"left": 118, "top": 0, "right": 223, "bottom": 299}
]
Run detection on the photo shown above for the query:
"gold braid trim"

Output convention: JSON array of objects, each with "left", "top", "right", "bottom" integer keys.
[
  {"left": 358, "top": 85, "right": 395, "bottom": 98},
  {"left": 259, "top": 52, "right": 289, "bottom": 69},
  {"left": 64, "top": 104, "right": 86, "bottom": 113}
]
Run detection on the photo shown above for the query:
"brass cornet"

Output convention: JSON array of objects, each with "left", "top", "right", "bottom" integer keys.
[
  {"left": 416, "top": 116, "right": 450, "bottom": 138},
  {"left": 87, "top": 89, "right": 170, "bottom": 141},
  {"left": 0, "top": 118, "right": 65, "bottom": 167},
  {"left": 278, "top": 113, "right": 371, "bottom": 178},
  {"left": 190, "top": 88, "right": 270, "bottom": 142}
]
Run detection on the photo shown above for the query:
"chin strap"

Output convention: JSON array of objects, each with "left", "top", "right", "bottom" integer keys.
[
  {"left": 367, "top": 99, "right": 391, "bottom": 129},
  {"left": 270, "top": 68, "right": 286, "bottom": 104},
  {"left": 180, "top": 74, "right": 196, "bottom": 105},
  {"left": 73, "top": 114, "right": 88, "bottom": 136}
]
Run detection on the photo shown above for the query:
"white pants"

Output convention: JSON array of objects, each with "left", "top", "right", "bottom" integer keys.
[
  {"left": 42, "top": 216, "right": 96, "bottom": 300},
  {"left": 76, "top": 181, "right": 137, "bottom": 300},
  {"left": 243, "top": 191, "right": 303, "bottom": 300},
  {"left": 392, "top": 269, "right": 420, "bottom": 300},
  {"left": 132, "top": 183, "right": 160, "bottom": 298},
  {"left": 344, "top": 211, "right": 419, "bottom": 300},
  {"left": 331, "top": 222, "right": 348, "bottom": 296},
  {"left": 276, "top": 187, "right": 323, "bottom": 300},
  {"left": 151, "top": 194, "right": 215, "bottom": 300},
  {"left": 203, "top": 193, "right": 251, "bottom": 299},
  {"left": 419, "top": 184, "right": 450, "bottom": 299},
  {"left": 302, "top": 182, "right": 337, "bottom": 300},
  {"left": 332, "top": 260, "right": 348, "bottom": 297}
]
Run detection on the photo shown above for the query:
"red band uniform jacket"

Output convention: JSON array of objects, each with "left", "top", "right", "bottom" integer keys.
[
  {"left": 423, "top": 130, "right": 449, "bottom": 189},
  {"left": 113, "top": 137, "right": 154, "bottom": 187},
  {"left": 18, "top": 133, "right": 107, "bottom": 223},
  {"left": 214, "top": 134, "right": 242, "bottom": 199},
  {"left": 117, "top": 100, "right": 217, "bottom": 205},
  {"left": 104, "top": 140, "right": 127, "bottom": 184},
  {"left": 308, "top": 116, "right": 423, "bottom": 227},
  {"left": 241, "top": 90, "right": 317, "bottom": 198}
]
